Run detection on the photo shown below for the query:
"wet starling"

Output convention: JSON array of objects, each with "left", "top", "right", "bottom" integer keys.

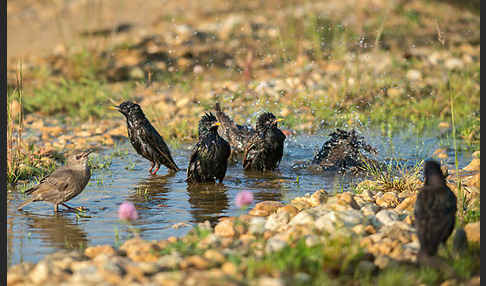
[
  {"left": 311, "top": 129, "right": 376, "bottom": 174},
  {"left": 243, "top": 112, "right": 286, "bottom": 171},
  {"left": 113, "top": 101, "right": 179, "bottom": 174},
  {"left": 187, "top": 112, "right": 231, "bottom": 184},
  {"left": 17, "top": 151, "right": 93, "bottom": 212},
  {"left": 214, "top": 103, "right": 255, "bottom": 157},
  {"left": 414, "top": 159, "right": 457, "bottom": 258}
]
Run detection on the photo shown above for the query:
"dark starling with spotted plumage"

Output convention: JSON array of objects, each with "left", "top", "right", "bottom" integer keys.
[
  {"left": 243, "top": 112, "right": 286, "bottom": 171},
  {"left": 187, "top": 112, "right": 231, "bottom": 184},
  {"left": 414, "top": 159, "right": 457, "bottom": 258},
  {"left": 113, "top": 101, "right": 179, "bottom": 175},
  {"left": 214, "top": 103, "right": 255, "bottom": 158},
  {"left": 312, "top": 128, "right": 376, "bottom": 174}
]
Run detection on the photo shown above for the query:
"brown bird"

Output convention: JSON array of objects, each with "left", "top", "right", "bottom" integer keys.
[
  {"left": 17, "top": 151, "right": 93, "bottom": 212},
  {"left": 414, "top": 159, "right": 457, "bottom": 259}
]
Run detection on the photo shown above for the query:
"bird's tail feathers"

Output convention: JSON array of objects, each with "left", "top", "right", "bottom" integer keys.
[{"left": 17, "top": 198, "right": 35, "bottom": 211}]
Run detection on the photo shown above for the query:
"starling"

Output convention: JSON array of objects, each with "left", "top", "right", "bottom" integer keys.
[
  {"left": 187, "top": 112, "right": 231, "bottom": 184},
  {"left": 214, "top": 103, "right": 255, "bottom": 157},
  {"left": 414, "top": 159, "right": 457, "bottom": 258},
  {"left": 17, "top": 151, "right": 93, "bottom": 212},
  {"left": 243, "top": 112, "right": 286, "bottom": 171},
  {"left": 311, "top": 129, "right": 376, "bottom": 174},
  {"left": 113, "top": 101, "right": 179, "bottom": 175}
]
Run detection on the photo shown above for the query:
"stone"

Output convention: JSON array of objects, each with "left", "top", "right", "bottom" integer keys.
[
  {"left": 464, "top": 158, "right": 480, "bottom": 172},
  {"left": 221, "top": 262, "right": 238, "bottom": 276},
  {"left": 365, "top": 225, "right": 377, "bottom": 234},
  {"left": 277, "top": 205, "right": 299, "bottom": 218},
  {"left": 249, "top": 217, "right": 267, "bottom": 235},
  {"left": 152, "top": 271, "right": 184, "bottom": 286},
  {"left": 464, "top": 222, "right": 480, "bottom": 243},
  {"left": 289, "top": 210, "right": 315, "bottom": 226},
  {"left": 376, "top": 209, "right": 400, "bottom": 226},
  {"left": 265, "top": 211, "right": 290, "bottom": 232},
  {"left": 305, "top": 235, "right": 320, "bottom": 247},
  {"left": 445, "top": 58, "right": 464, "bottom": 70},
  {"left": 406, "top": 69, "right": 422, "bottom": 81},
  {"left": 29, "top": 260, "right": 51, "bottom": 284},
  {"left": 376, "top": 192, "right": 399, "bottom": 208},
  {"left": 157, "top": 253, "right": 182, "bottom": 269},
  {"left": 85, "top": 245, "right": 117, "bottom": 259},
  {"left": 265, "top": 237, "right": 287, "bottom": 253},
  {"left": 257, "top": 277, "right": 285, "bottom": 286},
  {"left": 180, "top": 255, "right": 210, "bottom": 270},
  {"left": 309, "top": 189, "right": 328, "bottom": 206},
  {"left": 214, "top": 219, "right": 235, "bottom": 238},
  {"left": 248, "top": 201, "right": 284, "bottom": 216},
  {"left": 204, "top": 249, "right": 225, "bottom": 264},
  {"left": 361, "top": 203, "right": 381, "bottom": 216},
  {"left": 395, "top": 195, "right": 416, "bottom": 211},
  {"left": 120, "top": 238, "right": 160, "bottom": 262}
]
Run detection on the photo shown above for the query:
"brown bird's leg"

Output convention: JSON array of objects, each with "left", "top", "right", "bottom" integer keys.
[
  {"left": 54, "top": 204, "right": 59, "bottom": 212},
  {"left": 148, "top": 161, "right": 155, "bottom": 174},
  {"left": 62, "top": 203, "right": 88, "bottom": 212},
  {"left": 151, "top": 163, "right": 160, "bottom": 175}
]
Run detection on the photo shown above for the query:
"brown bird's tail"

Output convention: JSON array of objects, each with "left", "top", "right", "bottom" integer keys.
[{"left": 17, "top": 197, "right": 36, "bottom": 211}]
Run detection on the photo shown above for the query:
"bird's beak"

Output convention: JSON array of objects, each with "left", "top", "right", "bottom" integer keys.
[
  {"left": 211, "top": 122, "right": 221, "bottom": 128},
  {"left": 82, "top": 150, "right": 94, "bottom": 158},
  {"left": 274, "top": 118, "right": 283, "bottom": 124},
  {"left": 110, "top": 105, "right": 120, "bottom": 111}
]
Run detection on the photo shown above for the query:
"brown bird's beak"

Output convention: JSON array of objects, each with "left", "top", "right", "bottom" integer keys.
[{"left": 82, "top": 150, "right": 94, "bottom": 158}]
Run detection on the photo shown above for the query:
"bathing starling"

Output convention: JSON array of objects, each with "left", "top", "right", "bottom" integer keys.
[
  {"left": 312, "top": 129, "right": 376, "bottom": 174},
  {"left": 17, "top": 151, "right": 93, "bottom": 212},
  {"left": 214, "top": 103, "right": 255, "bottom": 157},
  {"left": 414, "top": 159, "right": 457, "bottom": 258},
  {"left": 243, "top": 112, "right": 286, "bottom": 171},
  {"left": 187, "top": 112, "right": 231, "bottom": 184},
  {"left": 113, "top": 101, "right": 179, "bottom": 174}
]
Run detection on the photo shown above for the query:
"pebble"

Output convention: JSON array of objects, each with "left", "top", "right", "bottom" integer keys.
[
  {"left": 249, "top": 217, "right": 267, "bottom": 235},
  {"left": 265, "top": 237, "right": 287, "bottom": 253},
  {"left": 375, "top": 209, "right": 400, "bottom": 226},
  {"left": 214, "top": 219, "right": 235, "bottom": 238},
  {"left": 464, "top": 221, "right": 480, "bottom": 243}
]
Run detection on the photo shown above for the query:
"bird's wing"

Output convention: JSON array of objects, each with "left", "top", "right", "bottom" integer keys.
[
  {"left": 141, "top": 123, "right": 179, "bottom": 171},
  {"left": 29, "top": 169, "right": 75, "bottom": 201},
  {"left": 187, "top": 142, "right": 202, "bottom": 181},
  {"left": 242, "top": 134, "right": 261, "bottom": 168},
  {"left": 214, "top": 103, "right": 254, "bottom": 152}
]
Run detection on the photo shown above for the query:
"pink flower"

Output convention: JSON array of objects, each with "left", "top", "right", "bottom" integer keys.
[
  {"left": 118, "top": 201, "right": 138, "bottom": 221},
  {"left": 235, "top": 191, "right": 254, "bottom": 208}
]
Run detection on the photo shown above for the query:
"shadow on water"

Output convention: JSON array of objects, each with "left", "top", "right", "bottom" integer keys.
[{"left": 7, "top": 130, "right": 474, "bottom": 267}]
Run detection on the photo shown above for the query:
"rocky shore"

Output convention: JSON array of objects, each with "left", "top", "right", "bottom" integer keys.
[{"left": 7, "top": 156, "right": 480, "bottom": 285}]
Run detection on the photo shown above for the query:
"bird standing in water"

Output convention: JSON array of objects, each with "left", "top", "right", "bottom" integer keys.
[
  {"left": 187, "top": 112, "right": 231, "bottom": 184},
  {"left": 214, "top": 103, "right": 255, "bottom": 158},
  {"left": 113, "top": 101, "right": 179, "bottom": 175},
  {"left": 18, "top": 151, "right": 93, "bottom": 212},
  {"left": 414, "top": 159, "right": 457, "bottom": 259},
  {"left": 243, "top": 112, "right": 286, "bottom": 171}
]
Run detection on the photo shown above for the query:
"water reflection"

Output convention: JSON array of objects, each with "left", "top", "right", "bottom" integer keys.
[
  {"left": 20, "top": 212, "right": 88, "bottom": 250},
  {"left": 128, "top": 174, "right": 173, "bottom": 205},
  {"left": 187, "top": 184, "right": 229, "bottom": 225}
]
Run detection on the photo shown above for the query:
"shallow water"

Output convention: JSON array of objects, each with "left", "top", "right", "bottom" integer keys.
[{"left": 7, "top": 130, "right": 473, "bottom": 267}]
